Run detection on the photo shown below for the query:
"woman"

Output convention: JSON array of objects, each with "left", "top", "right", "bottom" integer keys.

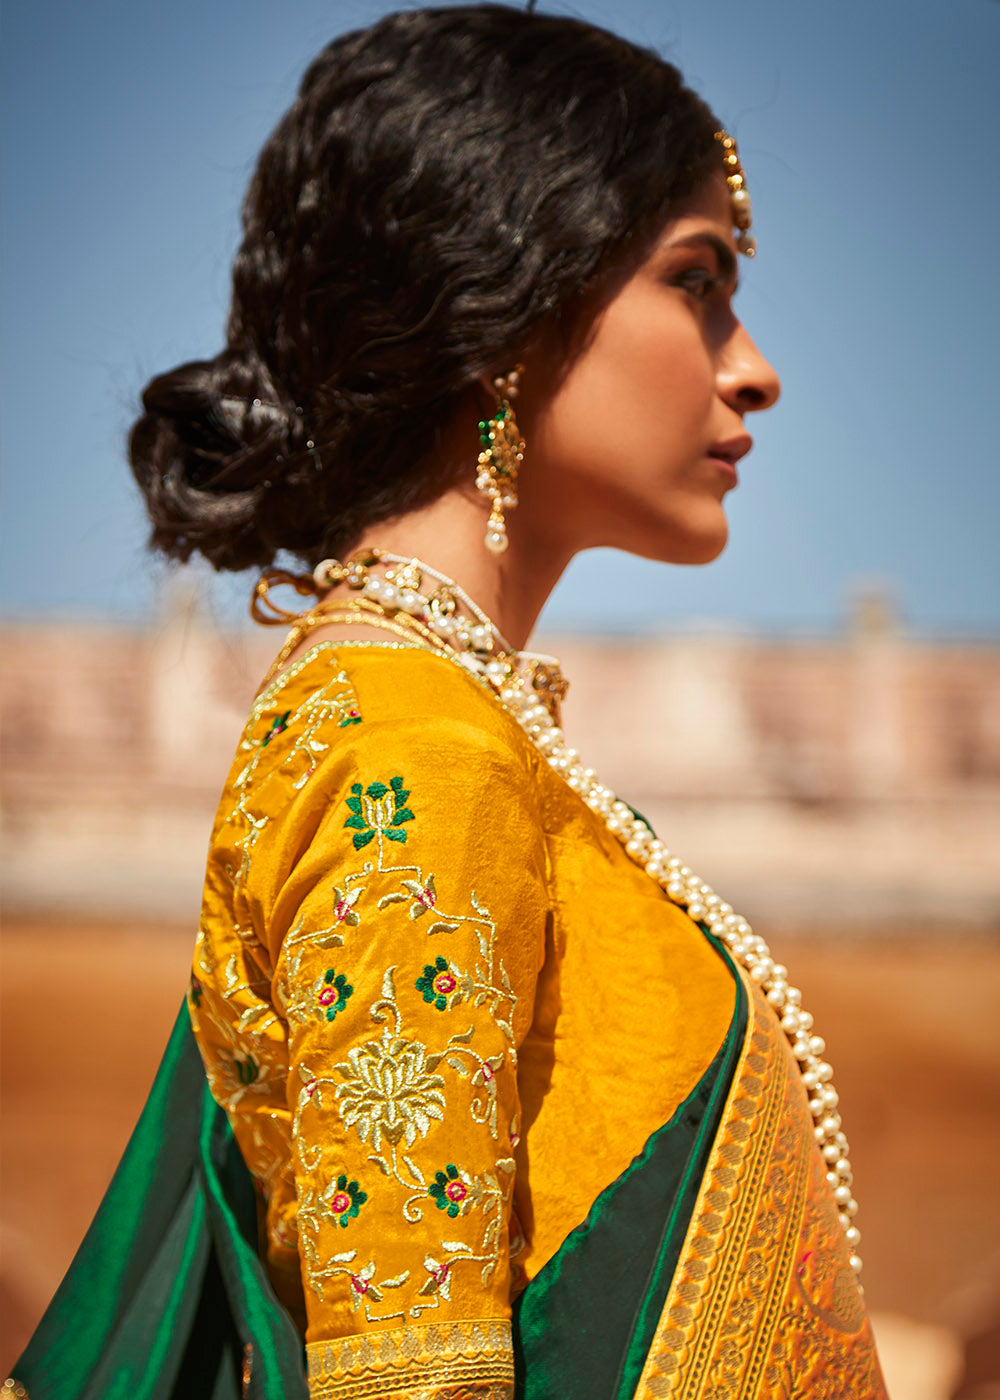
[{"left": 10, "top": 6, "right": 887, "bottom": 1397}]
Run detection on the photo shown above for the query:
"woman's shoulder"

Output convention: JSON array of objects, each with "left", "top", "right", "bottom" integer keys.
[
  {"left": 255, "top": 638, "right": 529, "bottom": 739},
  {"left": 224, "top": 639, "right": 543, "bottom": 812}
]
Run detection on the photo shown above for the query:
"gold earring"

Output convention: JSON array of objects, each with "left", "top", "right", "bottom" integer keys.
[{"left": 476, "top": 365, "right": 524, "bottom": 554}]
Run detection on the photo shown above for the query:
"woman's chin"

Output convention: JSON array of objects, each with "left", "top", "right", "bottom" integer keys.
[{"left": 628, "top": 515, "right": 730, "bottom": 567}]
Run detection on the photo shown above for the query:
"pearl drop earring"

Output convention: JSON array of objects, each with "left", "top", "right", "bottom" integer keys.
[{"left": 475, "top": 366, "right": 524, "bottom": 555}]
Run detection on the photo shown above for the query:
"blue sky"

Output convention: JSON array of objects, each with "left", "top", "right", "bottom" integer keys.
[{"left": 2, "top": 0, "right": 998, "bottom": 636}]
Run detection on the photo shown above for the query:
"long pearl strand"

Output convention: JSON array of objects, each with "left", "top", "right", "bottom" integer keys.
[{"left": 312, "top": 551, "right": 864, "bottom": 1278}]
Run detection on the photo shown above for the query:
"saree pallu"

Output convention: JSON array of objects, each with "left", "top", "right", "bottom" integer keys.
[
  {"left": 10, "top": 958, "right": 885, "bottom": 1400},
  {"left": 515, "top": 959, "right": 887, "bottom": 1399}
]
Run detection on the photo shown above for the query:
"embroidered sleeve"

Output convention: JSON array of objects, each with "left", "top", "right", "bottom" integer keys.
[{"left": 193, "top": 670, "right": 548, "bottom": 1400}]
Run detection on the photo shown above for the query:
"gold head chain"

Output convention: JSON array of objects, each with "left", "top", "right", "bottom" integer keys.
[{"left": 714, "top": 129, "right": 756, "bottom": 257}]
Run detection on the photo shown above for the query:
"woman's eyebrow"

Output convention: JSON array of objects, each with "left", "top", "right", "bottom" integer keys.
[{"left": 666, "top": 233, "right": 740, "bottom": 291}]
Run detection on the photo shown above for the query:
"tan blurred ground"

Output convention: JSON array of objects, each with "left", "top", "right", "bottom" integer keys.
[{"left": 3, "top": 917, "right": 999, "bottom": 1394}]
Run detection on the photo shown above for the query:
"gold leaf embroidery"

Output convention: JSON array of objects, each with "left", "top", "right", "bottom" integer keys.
[{"left": 306, "top": 1318, "right": 514, "bottom": 1400}]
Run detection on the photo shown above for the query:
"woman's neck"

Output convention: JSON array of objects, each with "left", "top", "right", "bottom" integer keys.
[{"left": 346, "top": 487, "right": 571, "bottom": 651}]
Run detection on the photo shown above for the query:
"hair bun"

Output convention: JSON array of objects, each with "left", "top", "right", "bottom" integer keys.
[{"left": 129, "top": 352, "right": 311, "bottom": 571}]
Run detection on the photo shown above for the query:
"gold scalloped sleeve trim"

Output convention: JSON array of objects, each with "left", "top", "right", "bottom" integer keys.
[
  {"left": 306, "top": 1317, "right": 514, "bottom": 1398},
  {"left": 632, "top": 967, "right": 888, "bottom": 1400}
]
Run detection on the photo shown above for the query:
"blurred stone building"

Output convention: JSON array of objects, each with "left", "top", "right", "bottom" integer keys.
[{"left": 3, "top": 589, "right": 998, "bottom": 929}]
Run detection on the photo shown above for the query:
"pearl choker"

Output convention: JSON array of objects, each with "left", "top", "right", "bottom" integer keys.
[{"left": 305, "top": 549, "right": 865, "bottom": 1280}]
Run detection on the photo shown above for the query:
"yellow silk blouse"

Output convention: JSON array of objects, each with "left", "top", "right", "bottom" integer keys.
[{"left": 189, "top": 640, "right": 736, "bottom": 1396}]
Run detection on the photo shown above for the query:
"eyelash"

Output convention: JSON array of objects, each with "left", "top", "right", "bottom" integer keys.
[{"left": 672, "top": 267, "right": 723, "bottom": 301}]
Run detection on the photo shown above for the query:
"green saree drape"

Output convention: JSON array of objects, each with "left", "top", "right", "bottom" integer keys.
[{"left": 11, "top": 1007, "right": 307, "bottom": 1400}]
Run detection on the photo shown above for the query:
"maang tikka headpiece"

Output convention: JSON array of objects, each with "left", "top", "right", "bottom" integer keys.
[{"left": 714, "top": 130, "right": 756, "bottom": 257}]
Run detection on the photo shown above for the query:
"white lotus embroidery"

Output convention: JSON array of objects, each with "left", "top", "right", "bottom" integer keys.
[{"left": 334, "top": 967, "right": 446, "bottom": 1151}]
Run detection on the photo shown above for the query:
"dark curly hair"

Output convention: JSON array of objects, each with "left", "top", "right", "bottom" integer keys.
[{"left": 130, "top": 4, "right": 723, "bottom": 573}]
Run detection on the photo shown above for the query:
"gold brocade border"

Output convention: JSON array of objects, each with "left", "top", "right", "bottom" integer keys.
[
  {"left": 632, "top": 967, "right": 887, "bottom": 1400},
  {"left": 306, "top": 1317, "right": 514, "bottom": 1399}
]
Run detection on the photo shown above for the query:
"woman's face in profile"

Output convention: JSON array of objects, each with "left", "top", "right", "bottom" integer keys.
[{"left": 518, "top": 174, "right": 781, "bottom": 567}]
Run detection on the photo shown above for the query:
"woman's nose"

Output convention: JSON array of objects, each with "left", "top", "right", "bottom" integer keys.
[{"left": 718, "top": 322, "right": 781, "bottom": 414}]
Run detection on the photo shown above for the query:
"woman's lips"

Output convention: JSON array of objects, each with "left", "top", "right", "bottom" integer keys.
[
  {"left": 708, "top": 434, "right": 753, "bottom": 464},
  {"left": 706, "top": 434, "right": 752, "bottom": 484},
  {"left": 708, "top": 455, "right": 739, "bottom": 484}
]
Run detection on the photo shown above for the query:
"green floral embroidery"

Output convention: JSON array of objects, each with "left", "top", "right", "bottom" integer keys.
[
  {"left": 189, "top": 971, "right": 203, "bottom": 1008},
  {"left": 326, "top": 1173, "right": 367, "bottom": 1228},
  {"left": 429, "top": 1163, "right": 470, "bottom": 1218},
  {"left": 234, "top": 1054, "right": 260, "bottom": 1086},
  {"left": 261, "top": 710, "right": 291, "bottom": 746},
  {"left": 415, "top": 955, "right": 458, "bottom": 1011},
  {"left": 338, "top": 706, "right": 362, "bottom": 727},
  {"left": 344, "top": 776, "right": 415, "bottom": 850},
  {"left": 318, "top": 968, "right": 354, "bottom": 1021}
]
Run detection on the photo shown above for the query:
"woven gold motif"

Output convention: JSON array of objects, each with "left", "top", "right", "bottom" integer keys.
[
  {"left": 307, "top": 1317, "right": 514, "bottom": 1398},
  {"left": 633, "top": 968, "right": 887, "bottom": 1400}
]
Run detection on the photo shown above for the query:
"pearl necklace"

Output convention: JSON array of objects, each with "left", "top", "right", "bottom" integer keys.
[{"left": 310, "top": 550, "right": 864, "bottom": 1278}]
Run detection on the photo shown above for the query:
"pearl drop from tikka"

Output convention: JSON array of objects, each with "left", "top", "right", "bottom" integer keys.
[{"left": 325, "top": 552, "right": 865, "bottom": 1280}]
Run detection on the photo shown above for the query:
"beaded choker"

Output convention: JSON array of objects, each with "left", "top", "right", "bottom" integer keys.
[{"left": 256, "top": 550, "right": 865, "bottom": 1280}]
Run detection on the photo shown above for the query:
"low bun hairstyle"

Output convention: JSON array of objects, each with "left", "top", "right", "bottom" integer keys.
[{"left": 130, "top": 3, "right": 722, "bottom": 573}]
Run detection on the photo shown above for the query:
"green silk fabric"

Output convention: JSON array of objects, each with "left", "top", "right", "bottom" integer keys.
[
  {"left": 14, "top": 936, "right": 743, "bottom": 1400},
  {"left": 12, "top": 1005, "right": 307, "bottom": 1400},
  {"left": 513, "top": 935, "right": 747, "bottom": 1400}
]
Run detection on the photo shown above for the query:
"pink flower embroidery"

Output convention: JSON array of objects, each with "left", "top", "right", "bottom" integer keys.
[
  {"left": 400, "top": 875, "right": 437, "bottom": 920},
  {"left": 332, "top": 885, "right": 361, "bottom": 927},
  {"left": 419, "top": 1255, "right": 453, "bottom": 1300}
]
